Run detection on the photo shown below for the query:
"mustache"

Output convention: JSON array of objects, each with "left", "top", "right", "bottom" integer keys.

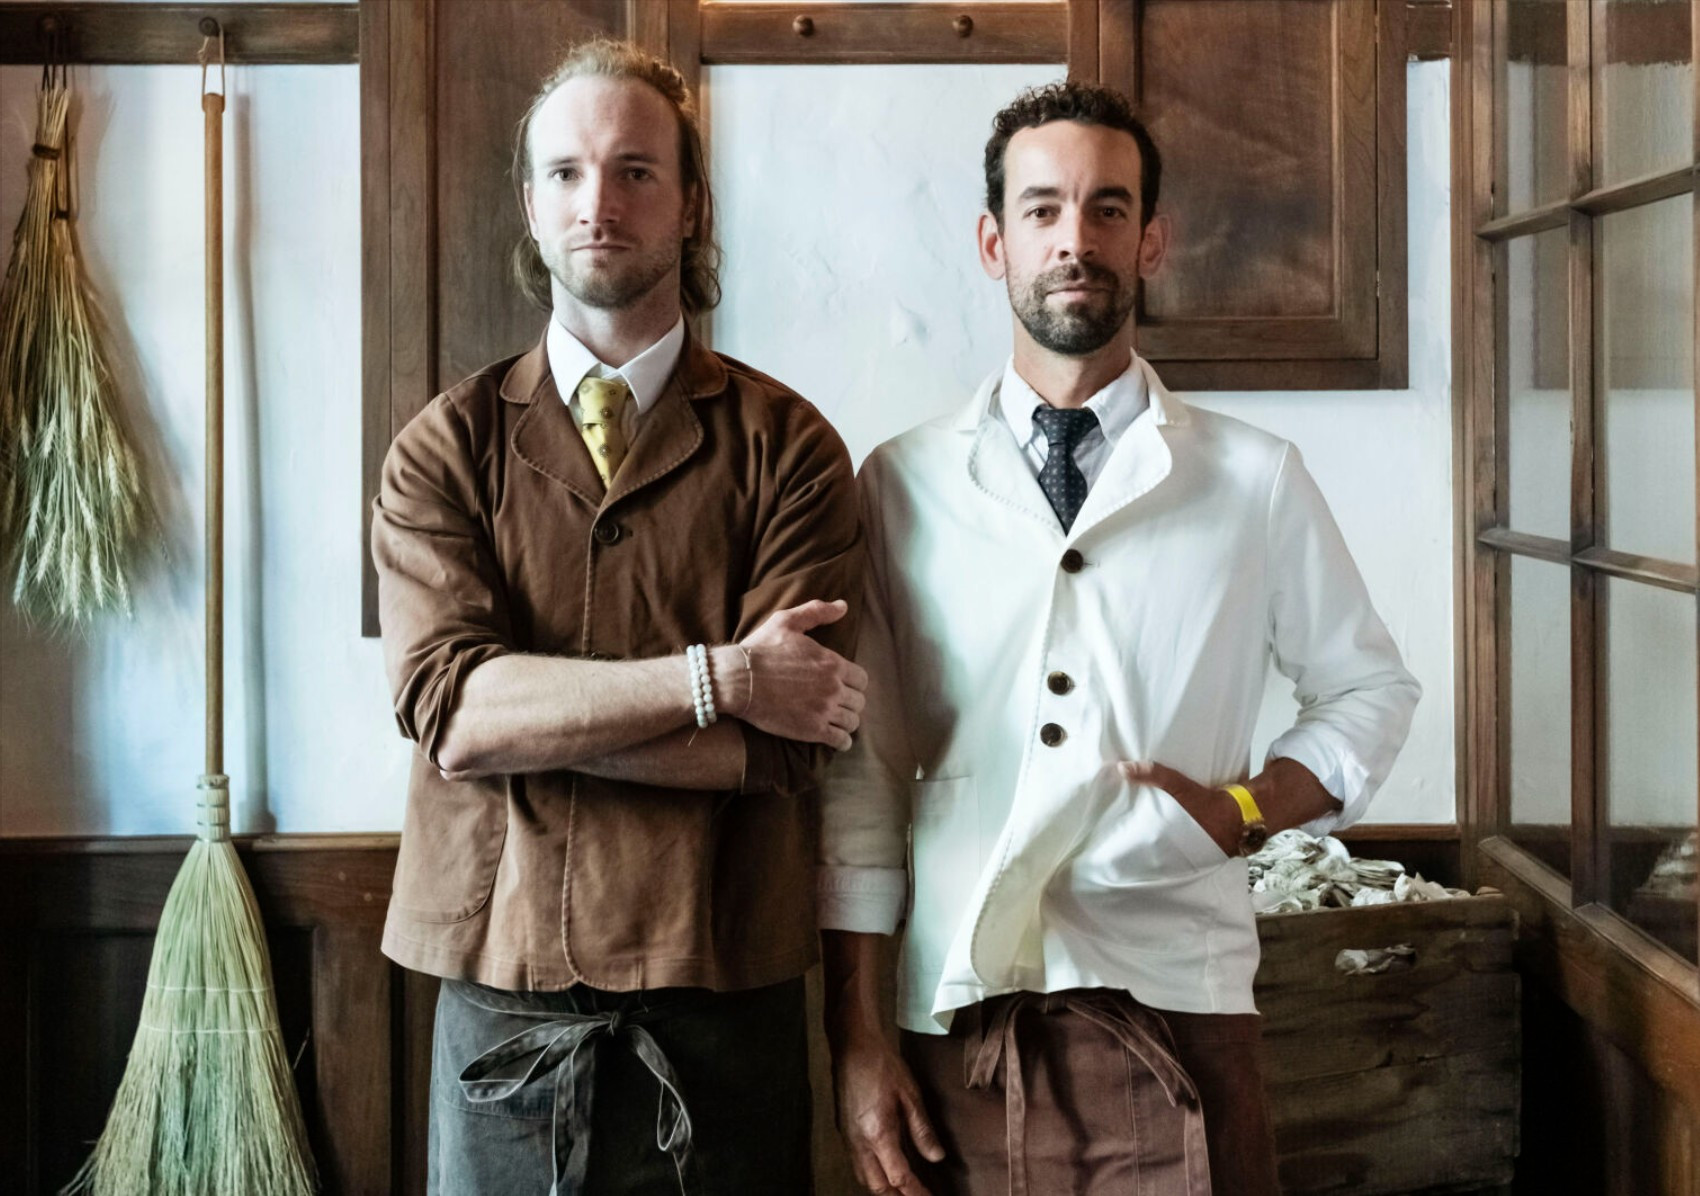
[{"left": 1035, "top": 262, "right": 1120, "bottom": 293}]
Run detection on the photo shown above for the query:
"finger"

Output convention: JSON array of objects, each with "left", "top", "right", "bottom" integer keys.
[
  {"left": 1120, "top": 759, "right": 1188, "bottom": 795},
  {"left": 830, "top": 726, "right": 855, "bottom": 752},
  {"left": 899, "top": 1086, "right": 946, "bottom": 1164},
  {"left": 844, "top": 660, "right": 871, "bottom": 692},
  {"left": 840, "top": 685, "right": 868, "bottom": 714},
  {"left": 846, "top": 1140, "right": 884, "bottom": 1193},
  {"left": 830, "top": 705, "right": 862, "bottom": 736},
  {"left": 779, "top": 597, "right": 848, "bottom": 633},
  {"left": 846, "top": 1141, "right": 884, "bottom": 1196},
  {"left": 868, "top": 1129, "right": 927, "bottom": 1196}
]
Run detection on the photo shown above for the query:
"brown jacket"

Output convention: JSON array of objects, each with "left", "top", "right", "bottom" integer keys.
[{"left": 373, "top": 332, "right": 862, "bottom": 992}]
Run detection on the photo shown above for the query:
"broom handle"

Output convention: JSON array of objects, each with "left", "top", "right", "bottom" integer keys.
[{"left": 204, "top": 90, "right": 223, "bottom": 780}]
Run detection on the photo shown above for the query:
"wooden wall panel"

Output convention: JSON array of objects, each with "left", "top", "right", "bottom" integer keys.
[
  {"left": 432, "top": 0, "right": 625, "bottom": 391},
  {"left": 1, "top": 829, "right": 1470, "bottom": 1194}
]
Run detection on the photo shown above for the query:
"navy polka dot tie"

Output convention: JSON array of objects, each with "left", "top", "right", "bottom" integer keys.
[{"left": 1032, "top": 405, "right": 1099, "bottom": 532}]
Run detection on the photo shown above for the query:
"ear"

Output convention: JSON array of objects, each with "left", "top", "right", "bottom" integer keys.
[
  {"left": 977, "top": 211, "right": 1007, "bottom": 282},
  {"left": 522, "top": 180, "right": 540, "bottom": 240},
  {"left": 681, "top": 180, "right": 701, "bottom": 240},
  {"left": 1137, "top": 212, "right": 1170, "bottom": 279}
]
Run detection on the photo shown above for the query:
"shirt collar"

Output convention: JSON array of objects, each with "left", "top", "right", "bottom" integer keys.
[
  {"left": 996, "top": 351, "right": 1149, "bottom": 449},
  {"left": 545, "top": 314, "right": 687, "bottom": 414}
]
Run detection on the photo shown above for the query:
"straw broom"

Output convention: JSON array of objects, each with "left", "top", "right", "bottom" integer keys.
[
  {"left": 0, "top": 49, "right": 149, "bottom": 628},
  {"left": 63, "top": 37, "right": 317, "bottom": 1196}
]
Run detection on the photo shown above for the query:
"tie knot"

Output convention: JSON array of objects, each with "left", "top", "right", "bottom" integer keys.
[
  {"left": 577, "top": 375, "right": 631, "bottom": 425},
  {"left": 1031, "top": 405, "right": 1099, "bottom": 451}
]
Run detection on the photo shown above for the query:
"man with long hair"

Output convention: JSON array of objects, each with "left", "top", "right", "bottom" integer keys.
[
  {"left": 820, "top": 82, "right": 1419, "bottom": 1194},
  {"left": 372, "top": 39, "right": 863, "bottom": 1192}
]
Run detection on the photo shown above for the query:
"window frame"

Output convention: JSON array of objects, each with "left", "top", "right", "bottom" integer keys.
[{"left": 1456, "top": 0, "right": 1700, "bottom": 1004}]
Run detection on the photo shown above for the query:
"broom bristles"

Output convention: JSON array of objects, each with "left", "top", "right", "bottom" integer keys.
[{"left": 62, "top": 834, "right": 317, "bottom": 1196}]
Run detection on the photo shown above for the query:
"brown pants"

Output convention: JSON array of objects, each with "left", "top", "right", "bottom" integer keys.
[{"left": 901, "top": 989, "right": 1281, "bottom": 1195}]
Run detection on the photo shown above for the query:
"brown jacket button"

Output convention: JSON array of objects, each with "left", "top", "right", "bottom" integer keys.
[
  {"left": 1060, "top": 549, "right": 1084, "bottom": 573},
  {"left": 1039, "top": 722, "right": 1065, "bottom": 747},
  {"left": 1047, "top": 671, "right": 1073, "bottom": 695},
  {"left": 593, "top": 522, "right": 623, "bottom": 546}
]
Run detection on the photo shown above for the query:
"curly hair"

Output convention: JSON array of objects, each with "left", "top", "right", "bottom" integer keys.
[
  {"left": 511, "top": 39, "right": 722, "bottom": 315},
  {"left": 984, "top": 82, "right": 1162, "bottom": 227}
]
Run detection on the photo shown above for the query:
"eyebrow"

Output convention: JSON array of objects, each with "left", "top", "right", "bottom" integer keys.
[
  {"left": 1015, "top": 184, "right": 1135, "bottom": 204},
  {"left": 541, "top": 151, "right": 664, "bottom": 167}
]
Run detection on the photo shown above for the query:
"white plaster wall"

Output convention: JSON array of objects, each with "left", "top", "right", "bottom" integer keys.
[
  {"left": 710, "top": 60, "right": 1459, "bottom": 824},
  {"left": 0, "top": 58, "right": 407, "bottom": 835}
]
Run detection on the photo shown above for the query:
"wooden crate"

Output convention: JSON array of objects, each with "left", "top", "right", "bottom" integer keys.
[{"left": 1253, "top": 895, "right": 1520, "bottom": 1194}]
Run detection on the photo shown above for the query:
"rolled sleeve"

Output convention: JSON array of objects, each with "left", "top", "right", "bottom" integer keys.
[
  {"left": 733, "top": 400, "right": 864, "bottom": 797},
  {"left": 819, "top": 454, "right": 915, "bottom": 931},
  {"left": 1265, "top": 444, "right": 1422, "bottom": 833},
  {"left": 372, "top": 396, "right": 513, "bottom": 770},
  {"left": 818, "top": 864, "right": 908, "bottom": 934}
]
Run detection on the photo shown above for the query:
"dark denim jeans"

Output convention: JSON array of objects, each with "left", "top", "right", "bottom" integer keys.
[{"left": 428, "top": 975, "right": 812, "bottom": 1195}]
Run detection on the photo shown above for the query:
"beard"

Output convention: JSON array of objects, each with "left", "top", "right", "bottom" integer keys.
[
  {"left": 1008, "top": 260, "right": 1137, "bottom": 356},
  {"left": 538, "top": 235, "right": 681, "bottom": 311}
]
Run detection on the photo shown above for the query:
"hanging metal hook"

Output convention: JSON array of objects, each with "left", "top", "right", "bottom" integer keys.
[
  {"left": 37, "top": 14, "right": 68, "bottom": 89},
  {"left": 198, "top": 17, "right": 226, "bottom": 97}
]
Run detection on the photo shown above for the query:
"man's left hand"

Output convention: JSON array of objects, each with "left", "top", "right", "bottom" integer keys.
[{"left": 1119, "top": 760, "right": 1241, "bottom": 857}]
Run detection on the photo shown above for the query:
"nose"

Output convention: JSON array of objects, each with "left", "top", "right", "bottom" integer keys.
[
  {"left": 577, "top": 170, "right": 619, "bottom": 230},
  {"left": 1053, "top": 206, "right": 1094, "bottom": 263}
]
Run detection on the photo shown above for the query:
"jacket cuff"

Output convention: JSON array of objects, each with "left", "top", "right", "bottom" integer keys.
[
  {"left": 818, "top": 865, "right": 907, "bottom": 933},
  {"left": 739, "top": 728, "right": 816, "bottom": 797},
  {"left": 1266, "top": 727, "right": 1371, "bottom": 836}
]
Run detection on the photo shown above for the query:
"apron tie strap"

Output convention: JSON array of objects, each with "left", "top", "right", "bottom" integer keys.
[
  {"left": 456, "top": 996, "right": 693, "bottom": 1195},
  {"left": 962, "top": 991, "right": 1210, "bottom": 1196}
]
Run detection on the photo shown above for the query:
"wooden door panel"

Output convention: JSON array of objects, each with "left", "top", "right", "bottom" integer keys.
[
  {"left": 1127, "top": 0, "right": 1383, "bottom": 364},
  {"left": 433, "top": 0, "right": 626, "bottom": 391}
]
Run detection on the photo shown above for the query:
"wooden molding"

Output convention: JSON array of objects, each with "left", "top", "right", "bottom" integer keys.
[
  {"left": 0, "top": 3, "right": 358, "bottom": 65},
  {"left": 1406, "top": 0, "right": 1452, "bottom": 62},
  {"left": 1478, "top": 837, "right": 1700, "bottom": 1116},
  {"left": 700, "top": 2, "right": 1068, "bottom": 65}
]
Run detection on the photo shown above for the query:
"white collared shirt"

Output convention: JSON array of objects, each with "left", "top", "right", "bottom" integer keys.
[
  {"left": 818, "top": 356, "right": 1420, "bottom": 1033},
  {"left": 996, "top": 353, "right": 1149, "bottom": 488},
  {"left": 545, "top": 314, "right": 687, "bottom": 439}
]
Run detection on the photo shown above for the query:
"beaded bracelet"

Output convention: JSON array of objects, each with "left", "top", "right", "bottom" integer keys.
[{"left": 686, "top": 643, "right": 718, "bottom": 728}]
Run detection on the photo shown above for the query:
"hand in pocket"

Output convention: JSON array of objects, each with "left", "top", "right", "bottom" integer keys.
[{"left": 1119, "top": 760, "right": 1240, "bottom": 858}]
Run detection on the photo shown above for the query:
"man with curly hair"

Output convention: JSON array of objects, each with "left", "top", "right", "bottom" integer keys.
[{"left": 820, "top": 82, "right": 1419, "bottom": 1195}]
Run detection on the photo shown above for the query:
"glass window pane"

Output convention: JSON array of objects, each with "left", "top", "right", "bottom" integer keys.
[
  {"left": 1596, "top": 0, "right": 1694, "bottom": 188},
  {"left": 1507, "top": 556, "right": 1574, "bottom": 877},
  {"left": 1603, "top": 579, "right": 1697, "bottom": 965},
  {"left": 1507, "top": 228, "right": 1572, "bottom": 541},
  {"left": 1497, "top": 0, "right": 1570, "bottom": 215},
  {"left": 1599, "top": 194, "right": 1695, "bottom": 565}
]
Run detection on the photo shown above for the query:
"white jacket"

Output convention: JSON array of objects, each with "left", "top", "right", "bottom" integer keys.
[{"left": 820, "top": 358, "right": 1420, "bottom": 1033}]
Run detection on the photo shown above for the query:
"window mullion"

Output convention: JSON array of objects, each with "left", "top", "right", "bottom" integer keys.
[{"left": 1569, "top": 0, "right": 1606, "bottom": 907}]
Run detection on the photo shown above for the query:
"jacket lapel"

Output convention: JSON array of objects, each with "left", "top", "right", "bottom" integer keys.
[
  {"left": 960, "top": 373, "right": 1067, "bottom": 536},
  {"left": 602, "top": 332, "right": 722, "bottom": 508},
  {"left": 508, "top": 338, "right": 606, "bottom": 507},
  {"left": 508, "top": 327, "right": 725, "bottom": 511},
  {"left": 1063, "top": 357, "right": 1188, "bottom": 542}
]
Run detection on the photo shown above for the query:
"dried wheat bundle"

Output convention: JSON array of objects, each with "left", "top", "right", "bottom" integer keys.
[{"left": 0, "top": 76, "right": 149, "bottom": 628}]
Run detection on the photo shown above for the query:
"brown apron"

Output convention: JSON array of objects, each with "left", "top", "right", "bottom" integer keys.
[{"left": 903, "top": 988, "right": 1280, "bottom": 1195}]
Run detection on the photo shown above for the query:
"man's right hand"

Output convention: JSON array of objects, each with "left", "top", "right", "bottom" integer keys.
[
  {"left": 722, "top": 599, "right": 867, "bottom": 751},
  {"left": 833, "top": 1028, "right": 945, "bottom": 1196}
]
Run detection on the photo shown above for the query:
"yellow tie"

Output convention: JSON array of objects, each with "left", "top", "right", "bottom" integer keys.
[{"left": 577, "top": 376, "right": 632, "bottom": 488}]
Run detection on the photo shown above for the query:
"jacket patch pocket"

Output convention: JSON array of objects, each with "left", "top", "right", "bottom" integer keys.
[
  {"left": 391, "top": 770, "right": 508, "bottom": 923},
  {"left": 906, "top": 776, "right": 980, "bottom": 976}
]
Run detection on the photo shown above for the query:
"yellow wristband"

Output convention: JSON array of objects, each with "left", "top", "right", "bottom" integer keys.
[{"left": 1223, "top": 783, "right": 1264, "bottom": 824}]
